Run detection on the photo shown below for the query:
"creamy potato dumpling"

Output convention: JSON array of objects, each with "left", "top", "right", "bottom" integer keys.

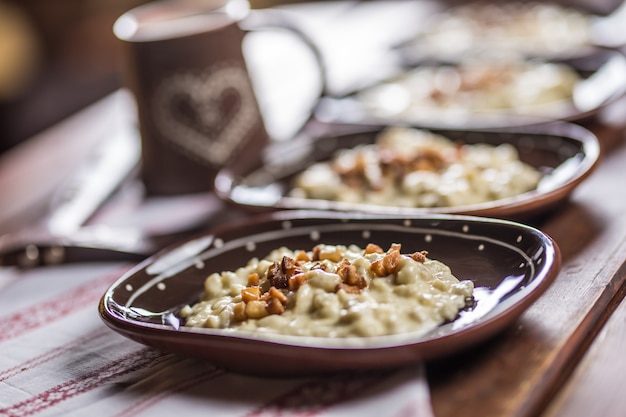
[
  {"left": 358, "top": 59, "right": 581, "bottom": 122},
  {"left": 290, "top": 127, "right": 542, "bottom": 208},
  {"left": 181, "top": 243, "right": 474, "bottom": 338}
]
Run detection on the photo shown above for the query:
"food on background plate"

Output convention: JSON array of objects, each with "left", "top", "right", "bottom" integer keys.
[
  {"left": 358, "top": 58, "right": 581, "bottom": 121},
  {"left": 289, "top": 127, "right": 542, "bottom": 208},
  {"left": 181, "top": 243, "right": 474, "bottom": 337},
  {"left": 410, "top": 2, "right": 592, "bottom": 59}
]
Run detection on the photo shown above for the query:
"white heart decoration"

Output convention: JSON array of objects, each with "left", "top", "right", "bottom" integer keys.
[{"left": 151, "top": 63, "right": 260, "bottom": 168}]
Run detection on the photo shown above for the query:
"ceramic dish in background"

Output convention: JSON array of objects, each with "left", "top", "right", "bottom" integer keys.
[
  {"left": 99, "top": 211, "right": 561, "bottom": 375},
  {"left": 395, "top": 1, "right": 626, "bottom": 63},
  {"left": 320, "top": 47, "right": 626, "bottom": 130},
  {"left": 214, "top": 121, "right": 600, "bottom": 220}
]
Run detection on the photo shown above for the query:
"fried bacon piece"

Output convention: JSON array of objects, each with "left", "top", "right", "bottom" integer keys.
[
  {"left": 267, "top": 256, "right": 302, "bottom": 289},
  {"left": 336, "top": 283, "right": 362, "bottom": 294},
  {"left": 411, "top": 250, "right": 429, "bottom": 263},
  {"left": 234, "top": 256, "right": 301, "bottom": 322},
  {"left": 336, "top": 258, "right": 366, "bottom": 289},
  {"left": 370, "top": 244, "right": 403, "bottom": 277},
  {"left": 365, "top": 243, "right": 384, "bottom": 254}
]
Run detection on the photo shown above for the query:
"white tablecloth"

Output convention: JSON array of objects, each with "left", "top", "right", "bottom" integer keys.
[{"left": 0, "top": 263, "right": 434, "bottom": 417}]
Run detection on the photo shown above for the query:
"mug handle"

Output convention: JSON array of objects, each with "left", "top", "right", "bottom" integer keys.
[{"left": 239, "top": 8, "right": 328, "bottom": 138}]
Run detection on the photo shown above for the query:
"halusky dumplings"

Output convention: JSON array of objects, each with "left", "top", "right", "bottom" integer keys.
[{"left": 181, "top": 243, "right": 474, "bottom": 338}]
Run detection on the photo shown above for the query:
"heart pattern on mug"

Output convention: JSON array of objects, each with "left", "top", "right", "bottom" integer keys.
[{"left": 151, "top": 63, "right": 260, "bottom": 168}]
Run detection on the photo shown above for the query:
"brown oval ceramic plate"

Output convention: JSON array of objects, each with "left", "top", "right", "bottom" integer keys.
[
  {"left": 215, "top": 121, "right": 600, "bottom": 220},
  {"left": 99, "top": 211, "right": 561, "bottom": 376}
]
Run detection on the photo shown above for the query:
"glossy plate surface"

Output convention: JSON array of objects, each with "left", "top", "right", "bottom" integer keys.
[
  {"left": 215, "top": 122, "right": 599, "bottom": 220},
  {"left": 100, "top": 211, "right": 561, "bottom": 375}
]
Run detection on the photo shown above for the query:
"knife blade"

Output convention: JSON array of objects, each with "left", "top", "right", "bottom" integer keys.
[
  {"left": 0, "top": 123, "right": 142, "bottom": 267},
  {"left": 46, "top": 125, "right": 141, "bottom": 236}
]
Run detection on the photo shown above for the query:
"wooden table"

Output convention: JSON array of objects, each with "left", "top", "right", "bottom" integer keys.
[{"left": 2, "top": 2, "right": 626, "bottom": 416}]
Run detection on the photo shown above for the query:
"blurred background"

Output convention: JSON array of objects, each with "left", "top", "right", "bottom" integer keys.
[
  {"left": 0, "top": 0, "right": 316, "bottom": 154},
  {"left": 0, "top": 0, "right": 623, "bottom": 153}
]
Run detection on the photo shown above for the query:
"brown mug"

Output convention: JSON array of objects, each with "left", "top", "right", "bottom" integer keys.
[{"left": 114, "top": 0, "right": 324, "bottom": 196}]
